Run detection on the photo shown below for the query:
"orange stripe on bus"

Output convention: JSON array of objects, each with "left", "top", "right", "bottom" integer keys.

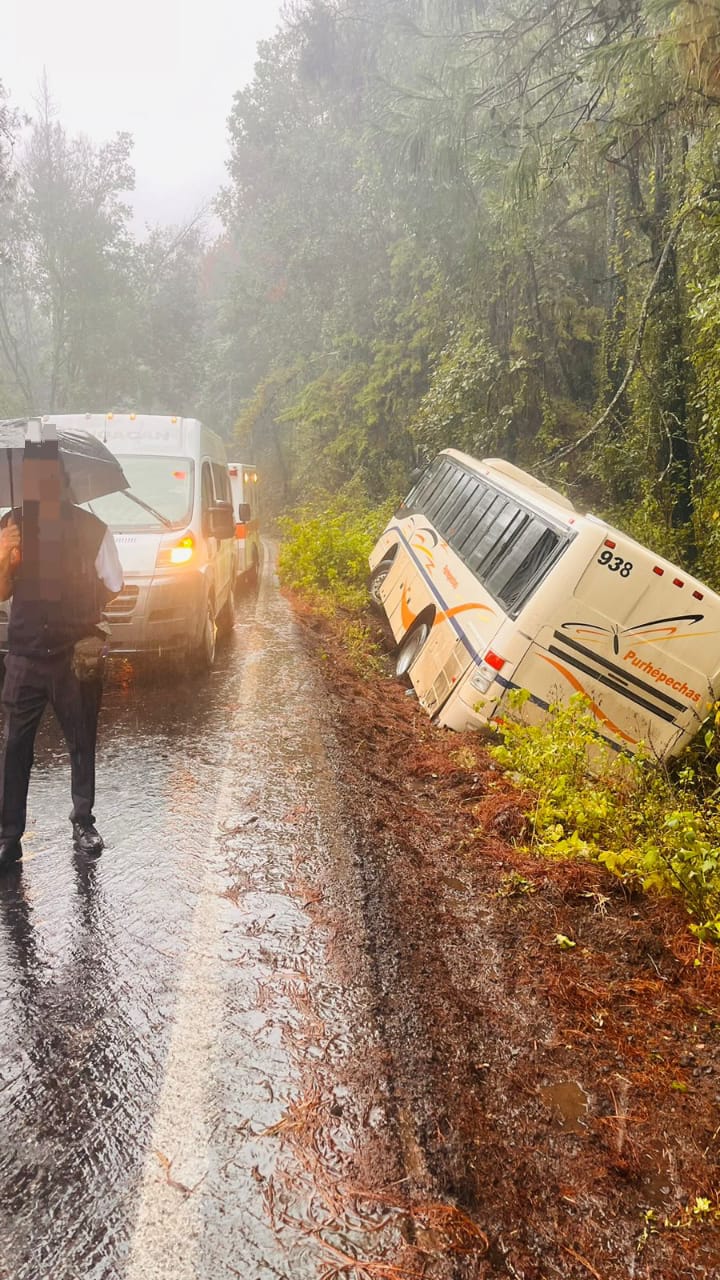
[
  {"left": 538, "top": 654, "right": 638, "bottom": 744},
  {"left": 401, "top": 586, "right": 416, "bottom": 631},
  {"left": 401, "top": 585, "right": 494, "bottom": 633},
  {"left": 628, "top": 626, "right": 678, "bottom": 638},
  {"left": 433, "top": 603, "right": 495, "bottom": 626}
]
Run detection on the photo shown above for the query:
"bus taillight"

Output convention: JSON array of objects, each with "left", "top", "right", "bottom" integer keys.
[
  {"left": 470, "top": 649, "right": 507, "bottom": 695},
  {"left": 484, "top": 650, "right": 506, "bottom": 672}
]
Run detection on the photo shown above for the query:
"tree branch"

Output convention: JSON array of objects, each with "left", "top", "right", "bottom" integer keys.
[{"left": 547, "top": 184, "right": 720, "bottom": 464}]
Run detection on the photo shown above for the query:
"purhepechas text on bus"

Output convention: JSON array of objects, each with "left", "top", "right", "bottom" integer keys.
[{"left": 369, "top": 450, "right": 720, "bottom": 761}]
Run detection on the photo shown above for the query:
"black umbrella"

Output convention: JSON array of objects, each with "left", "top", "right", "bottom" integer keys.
[{"left": 0, "top": 418, "right": 129, "bottom": 508}]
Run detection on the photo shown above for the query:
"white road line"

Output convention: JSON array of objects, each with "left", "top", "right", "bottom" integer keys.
[{"left": 125, "top": 571, "right": 267, "bottom": 1280}]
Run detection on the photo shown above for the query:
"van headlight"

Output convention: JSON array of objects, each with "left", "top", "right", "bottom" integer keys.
[{"left": 157, "top": 534, "right": 195, "bottom": 568}]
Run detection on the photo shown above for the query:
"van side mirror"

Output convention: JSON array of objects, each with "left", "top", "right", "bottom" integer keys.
[
  {"left": 208, "top": 502, "right": 235, "bottom": 540},
  {"left": 237, "top": 502, "right": 252, "bottom": 523}
]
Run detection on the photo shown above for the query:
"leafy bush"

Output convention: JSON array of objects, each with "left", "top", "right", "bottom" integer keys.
[
  {"left": 278, "top": 493, "right": 396, "bottom": 611},
  {"left": 490, "top": 692, "right": 720, "bottom": 942}
]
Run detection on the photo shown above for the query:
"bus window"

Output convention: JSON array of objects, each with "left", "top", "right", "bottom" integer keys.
[
  {"left": 439, "top": 471, "right": 477, "bottom": 534},
  {"left": 201, "top": 462, "right": 213, "bottom": 515},
  {"left": 405, "top": 458, "right": 442, "bottom": 509},
  {"left": 482, "top": 510, "right": 530, "bottom": 577},
  {"left": 473, "top": 501, "right": 522, "bottom": 574},
  {"left": 424, "top": 461, "right": 456, "bottom": 522},
  {"left": 464, "top": 496, "right": 513, "bottom": 573},
  {"left": 211, "top": 461, "right": 231, "bottom": 504},
  {"left": 453, "top": 484, "right": 496, "bottom": 554},
  {"left": 489, "top": 522, "right": 562, "bottom": 614}
]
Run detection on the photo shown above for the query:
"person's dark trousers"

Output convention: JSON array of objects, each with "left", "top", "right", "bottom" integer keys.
[{"left": 0, "top": 651, "right": 102, "bottom": 842}]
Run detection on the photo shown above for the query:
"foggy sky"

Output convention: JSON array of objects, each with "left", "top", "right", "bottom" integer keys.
[{"left": 5, "top": 0, "right": 286, "bottom": 229}]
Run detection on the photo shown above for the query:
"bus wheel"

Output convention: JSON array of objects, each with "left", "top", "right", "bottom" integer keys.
[
  {"left": 369, "top": 558, "right": 394, "bottom": 608},
  {"left": 195, "top": 596, "right": 217, "bottom": 669},
  {"left": 395, "top": 621, "right": 429, "bottom": 677}
]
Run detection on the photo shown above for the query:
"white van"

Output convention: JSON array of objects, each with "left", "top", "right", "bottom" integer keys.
[
  {"left": 45, "top": 413, "right": 237, "bottom": 667},
  {"left": 227, "top": 461, "right": 261, "bottom": 588}
]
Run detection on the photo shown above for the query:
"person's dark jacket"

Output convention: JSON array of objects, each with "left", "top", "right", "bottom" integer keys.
[{"left": 1, "top": 504, "right": 108, "bottom": 658}]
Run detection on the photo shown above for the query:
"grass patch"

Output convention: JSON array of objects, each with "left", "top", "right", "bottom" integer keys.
[
  {"left": 278, "top": 491, "right": 395, "bottom": 675},
  {"left": 278, "top": 493, "right": 395, "bottom": 612},
  {"left": 490, "top": 691, "right": 720, "bottom": 942}
]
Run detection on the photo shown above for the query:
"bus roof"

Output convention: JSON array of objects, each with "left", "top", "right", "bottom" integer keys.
[
  {"left": 444, "top": 450, "right": 576, "bottom": 515},
  {"left": 442, "top": 448, "right": 720, "bottom": 606}
]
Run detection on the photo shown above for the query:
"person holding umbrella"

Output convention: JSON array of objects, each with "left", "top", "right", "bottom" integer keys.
[{"left": 0, "top": 419, "right": 126, "bottom": 872}]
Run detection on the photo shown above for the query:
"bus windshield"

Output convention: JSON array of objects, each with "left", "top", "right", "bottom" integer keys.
[{"left": 86, "top": 456, "right": 194, "bottom": 531}]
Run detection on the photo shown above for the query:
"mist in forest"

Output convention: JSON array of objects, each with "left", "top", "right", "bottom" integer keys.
[{"left": 2, "top": 1, "right": 720, "bottom": 581}]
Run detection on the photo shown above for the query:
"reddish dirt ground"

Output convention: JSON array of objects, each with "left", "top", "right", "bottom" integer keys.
[{"left": 290, "top": 595, "right": 720, "bottom": 1280}]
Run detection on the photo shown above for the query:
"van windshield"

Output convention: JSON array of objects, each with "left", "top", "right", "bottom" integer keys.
[{"left": 86, "top": 456, "right": 194, "bottom": 531}]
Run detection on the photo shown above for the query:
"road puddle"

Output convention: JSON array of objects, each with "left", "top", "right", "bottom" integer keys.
[{"left": 540, "top": 1081, "right": 589, "bottom": 1133}]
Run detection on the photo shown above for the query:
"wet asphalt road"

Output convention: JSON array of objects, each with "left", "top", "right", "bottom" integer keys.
[{"left": 0, "top": 547, "right": 395, "bottom": 1280}]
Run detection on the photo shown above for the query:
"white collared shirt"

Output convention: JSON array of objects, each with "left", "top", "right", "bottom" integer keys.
[{"left": 95, "top": 529, "right": 124, "bottom": 594}]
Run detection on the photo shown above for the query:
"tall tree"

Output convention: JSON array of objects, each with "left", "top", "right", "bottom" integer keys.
[{"left": 0, "top": 82, "right": 136, "bottom": 411}]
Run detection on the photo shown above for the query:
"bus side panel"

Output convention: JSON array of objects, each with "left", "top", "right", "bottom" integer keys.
[
  {"left": 378, "top": 523, "right": 506, "bottom": 714},
  {"left": 411, "top": 623, "right": 470, "bottom": 713},
  {"left": 377, "top": 537, "right": 434, "bottom": 644},
  {"left": 369, "top": 526, "right": 400, "bottom": 574}
]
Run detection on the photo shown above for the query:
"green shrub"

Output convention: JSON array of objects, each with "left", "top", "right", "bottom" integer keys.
[
  {"left": 278, "top": 493, "right": 396, "bottom": 611},
  {"left": 490, "top": 692, "right": 720, "bottom": 942}
]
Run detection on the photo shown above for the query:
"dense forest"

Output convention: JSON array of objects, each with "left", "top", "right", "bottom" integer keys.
[{"left": 2, "top": 2, "right": 720, "bottom": 577}]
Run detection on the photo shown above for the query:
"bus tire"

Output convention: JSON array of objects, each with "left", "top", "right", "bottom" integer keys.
[
  {"left": 395, "top": 619, "right": 430, "bottom": 677},
  {"left": 369, "top": 558, "right": 395, "bottom": 609}
]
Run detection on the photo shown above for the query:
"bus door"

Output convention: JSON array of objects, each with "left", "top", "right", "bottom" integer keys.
[
  {"left": 375, "top": 539, "right": 425, "bottom": 642},
  {"left": 412, "top": 498, "right": 543, "bottom": 717},
  {"left": 384, "top": 546, "right": 502, "bottom": 717}
]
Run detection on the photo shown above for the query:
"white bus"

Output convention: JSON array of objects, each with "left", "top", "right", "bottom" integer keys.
[
  {"left": 369, "top": 450, "right": 720, "bottom": 761},
  {"left": 227, "top": 461, "right": 261, "bottom": 588}
]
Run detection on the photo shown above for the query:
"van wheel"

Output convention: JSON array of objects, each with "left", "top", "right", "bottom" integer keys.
[
  {"left": 195, "top": 596, "right": 217, "bottom": 669},
  {"left": 369, "top": 558, "right": 394, "bottom": 609},
  {"left": 395, "top": 620, "right": 429, "bottom": 677},
  {"left": 217, "top": 587, "right": 236, "bottom": 637}
]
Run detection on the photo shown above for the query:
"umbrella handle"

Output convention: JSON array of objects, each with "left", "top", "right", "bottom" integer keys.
[
  {"left": 6, "top": 447, "right": 21, "bottom": 567},
  {"left": 6, "top": 447, "right": 14, "bottom": 512}
]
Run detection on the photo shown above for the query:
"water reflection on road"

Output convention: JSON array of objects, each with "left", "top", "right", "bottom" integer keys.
[
  {"left": 0, "top": 559, "right": 397, "bottom": 1280},
  {"left": 0, "top": 621, "right": 252, "bottom": 1279}
]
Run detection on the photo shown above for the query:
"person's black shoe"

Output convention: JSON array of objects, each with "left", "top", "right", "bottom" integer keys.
[
  {"left": 72, "top": 821, "right": 104, "bottom": 858},
  {"left": 0, "top": 839, "right": 23, "bottom": 872}
]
